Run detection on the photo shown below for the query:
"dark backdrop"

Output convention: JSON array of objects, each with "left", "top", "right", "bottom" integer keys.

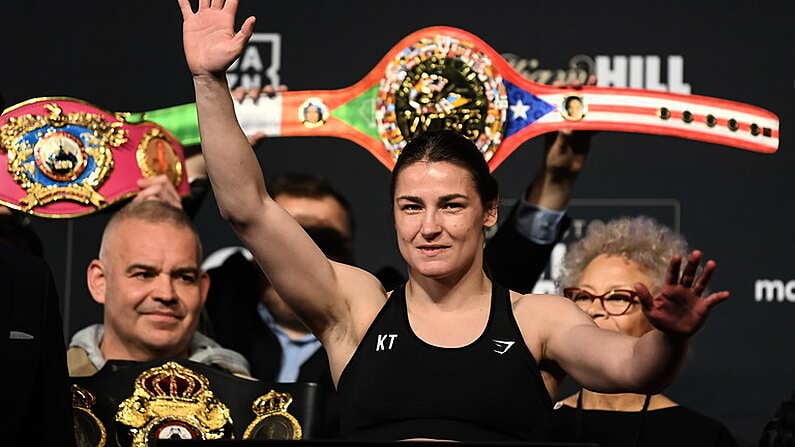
[{"left": 2, "top": 1, "right": 793, "bottom": 445}]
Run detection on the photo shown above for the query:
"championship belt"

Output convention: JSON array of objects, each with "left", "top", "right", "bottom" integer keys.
[
  {"left": 135, "top": 25, "right": 779, "bottom": 171},
  {"left": 70, "top": 359, "right": 321, "bottom": 446},
  {"left": 0, "top": 98, "right": 188, "bottom": 218}
]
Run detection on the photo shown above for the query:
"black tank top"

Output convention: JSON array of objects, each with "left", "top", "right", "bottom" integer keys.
[{"left": 337, "top": 282, "right": 553, "bottom": 441}]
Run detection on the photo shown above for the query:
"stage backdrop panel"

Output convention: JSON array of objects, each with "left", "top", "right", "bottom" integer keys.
[{"left": 2, "top": 1, "right": 793, "bottom": 445}]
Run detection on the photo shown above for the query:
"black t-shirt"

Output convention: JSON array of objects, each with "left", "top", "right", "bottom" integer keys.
[{"left": 551, "top": 403, "right": 738, "bottom": 447}]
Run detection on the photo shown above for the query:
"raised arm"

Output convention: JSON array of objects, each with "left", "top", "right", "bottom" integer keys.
[
  {"left": 524, "top": 75, "right": 595, "bottom": 212},
  {"left": 178, "top": 0, "right": 260, "bottom": 217},
  {"left": 537, "top": 251, "right": 729, "bottom": 393},
  {"left": 485, "top": 78, "right": 594, "bottom": 293},
  {"left": 176, "top": 0, "right": 379, "bottom": 340},
  {"left": 485, "top": 128, "right": 590, "bottom": 292},
  {"left": 180, "top": 86, "right": 287, "bottom": 217}
]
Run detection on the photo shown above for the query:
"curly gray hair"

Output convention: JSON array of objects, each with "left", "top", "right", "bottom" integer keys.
[{"left": 558, "top": 216, "right": 688, "bottom": 292}]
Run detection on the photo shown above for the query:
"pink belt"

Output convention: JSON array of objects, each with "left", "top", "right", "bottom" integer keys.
[{"left": 0, "top": 98, "right": 188, "bottom": 218}]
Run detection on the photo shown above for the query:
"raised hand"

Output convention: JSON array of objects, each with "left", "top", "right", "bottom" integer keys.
[
  {"left": 542, "top": 128, "right": 591, "bottom": 182},
  {"left": 177, "top": 0, "right": 256, "bottom": 77},
  {"left": 133, "top": 175, "right": 183, "bottom": 209},
  {"left": 635, "top": 250, "right": 730, "bottom": 338}
]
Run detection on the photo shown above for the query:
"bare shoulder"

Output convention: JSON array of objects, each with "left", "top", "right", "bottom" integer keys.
[
  {"left": 508, "top": 291, "right": 574, "bottom": 351},
  {"left": 510, "top": 290, "right": 582, "bottom": 318},
  {"left": 510, "top": 290, "right": 595, "bottom": 342},
  {"left": 331, "top": 261, "right": 386, "bottom": 295}
]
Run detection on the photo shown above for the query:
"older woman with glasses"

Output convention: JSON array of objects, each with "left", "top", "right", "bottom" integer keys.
[{"left": 552, "top": 216, "right": 738, "bottom": 447}]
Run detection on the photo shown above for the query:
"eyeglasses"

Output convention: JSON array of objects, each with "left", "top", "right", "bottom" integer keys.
[{"left": 562, "top": 287, "right": 640, "bottom": 316}]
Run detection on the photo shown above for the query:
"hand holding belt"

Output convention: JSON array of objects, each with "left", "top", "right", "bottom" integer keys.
[
  {"left": 0, "top": 98, "right": 188, "bottom": 218},
  {"left": 138, "top": 26, "right": 780, "bottom": 171}
]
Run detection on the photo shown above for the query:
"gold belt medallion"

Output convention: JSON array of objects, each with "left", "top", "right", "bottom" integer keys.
[
  {"left": 376, "top": 34, "right": 507, "bottom": 161},
  {"left": 115, "top": 361, "right": 233, "bottom": 447},
  {"left": 243, "top": 390, "right": 303, "bottom": 440},
  {"left": 72, "top": 384, "right": 107, "bottom": 447}
]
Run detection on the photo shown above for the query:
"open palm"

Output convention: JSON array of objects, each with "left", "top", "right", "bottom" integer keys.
[
  {"left": 177, "top": 0, "right": 256, "bottom": 77},
  {"left": 635, "top": 250, "right": 730, "bottom": 337}
]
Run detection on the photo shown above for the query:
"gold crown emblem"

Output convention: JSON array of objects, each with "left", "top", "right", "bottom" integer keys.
[
  {"left": 243, "top": 390, "right": 302, "bottom": 440},
  {"left": 116, "top": 361, "right": 232, "bottom": 447},
  {"left": 136, "top": 360, "right": 209, "bottom": 401},
  {"left": 252, "top": 390, "right": 293, "bottom": 415}
]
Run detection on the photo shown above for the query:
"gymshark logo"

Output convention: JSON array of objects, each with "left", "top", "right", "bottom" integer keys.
[{"left": 492, "top": 339, "right": 515, "bottom": 355}]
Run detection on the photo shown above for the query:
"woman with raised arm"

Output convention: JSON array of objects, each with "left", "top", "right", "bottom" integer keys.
[
  {"left": 551, "top": 217, "right": 738, "bottom": 447},
  {"left": 177, "top": 0, "right": 730, "bottom": 441}
]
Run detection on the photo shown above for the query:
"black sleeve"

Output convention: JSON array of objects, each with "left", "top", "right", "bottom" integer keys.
[
  {"left": 484, "top": 202, "right": 570, "bottom": 294},
  {"left": 39, "top": 263, "right": 76, "bottom": 447},
  {"left": 1, "top": 245, "right": 75, "bottom": 447}
]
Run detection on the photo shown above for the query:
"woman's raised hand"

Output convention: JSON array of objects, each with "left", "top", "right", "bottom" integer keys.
[
  {"left": 635, "top": 250, "right": 730, "bottom": 338},
  {"left": 177, "top": 0, "right": 256, "bottom": 78}
]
